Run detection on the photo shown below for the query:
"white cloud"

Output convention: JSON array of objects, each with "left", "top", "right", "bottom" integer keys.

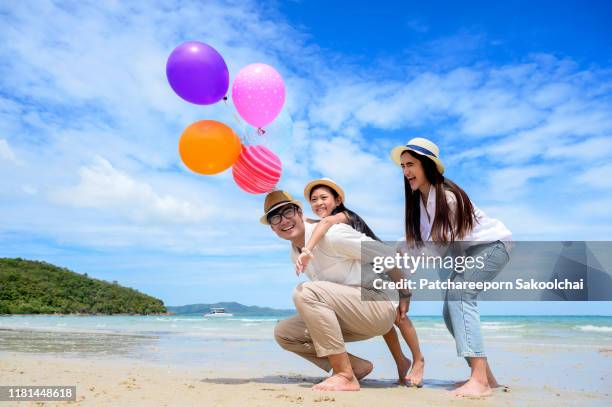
[
  {"left": 0, "top": 138, "right": 20, "bottom": 165},
  {"left": 479, "top": 202, "right": 612, "bottom": 240},
  {"left": 308, "top": 63, "right": 606, "bottom": 163},
  {"left": 544, "top": 136, "right": 612, "bottom": 160},
  {"left": 311, "top": 137, "right": 382, "bottom": 181},
  {"left": 531, "top": 83, "right": 575, "bottom": 108},
  {"left": 576, "top": 163, "right": 612, "bottom": 189},
  {"left": 575, "top": 199, "right": 612, "bottom": 219},
  {"left": 405, "top": 18, "right": 429, "bottom": 33},
  {"left": 485, "top": 164, "right": 558, "bottom": 200},
  {"left": 21, "top": 185, "right": 37, "bottom": 195},
  {"left": 49, "top": 157, "right": 212, "bottom": 224}
]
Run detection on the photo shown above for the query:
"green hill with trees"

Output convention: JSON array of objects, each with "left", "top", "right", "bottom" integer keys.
[{"left": 0, "top": 258, "right": 166, "bottom": 315}]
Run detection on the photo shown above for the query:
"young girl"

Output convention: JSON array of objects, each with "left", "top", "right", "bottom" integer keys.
[
  {"left": 295, "top": 178, "right": 425, "bottom": 387},
  {"left": 390, "top": 138, "right": 512, "bottom": 397}
]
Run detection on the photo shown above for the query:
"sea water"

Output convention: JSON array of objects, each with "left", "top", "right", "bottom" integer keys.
[{"left": 1, "top": 315, "right": 611, "bottom": 394}]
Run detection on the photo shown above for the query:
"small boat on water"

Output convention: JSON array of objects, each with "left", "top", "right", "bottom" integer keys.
[{"left": 203, "top": 307, "right": 234, "bottom": 317}]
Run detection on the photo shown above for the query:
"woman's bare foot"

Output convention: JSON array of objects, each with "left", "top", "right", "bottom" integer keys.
[
  {"left": 406, "top": 357, "right": 424, "bottom": 387},
  {"left": 454, "top": 363, "right": 501, "bottom": 388},
  {"left": 312, "top": 373, "right": 360, "bottom": 391},
  {"left": 396, "top": 356, "right": 411, "bottom": 384},
  {"left": 347, "top": 354, "right": 373, "bottom": 381},
  {"left": 485, "top": 360, "right": 501, "bottom": 388},
  {"left": 450, "top": 378, "right": 492, "bottom": 398},
  {"left": 487, "top": 374, "right": 500, "bottom": 388},
  {"left": 461, "top": 378, "right": 505, "bottom": 390}
]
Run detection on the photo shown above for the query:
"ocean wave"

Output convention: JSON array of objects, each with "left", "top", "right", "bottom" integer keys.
[
  {"left": 155, "top": 318, "right": 207, "bottom": 322},
  {"left": 413, "top": 326, "right": 447, "bottom": 331},
  {"left": 235, "top": 318, "right": 279, "bottom": 322},
  {"left": 430, "top": 322, "right": 526, "bottom": 331},
  {"left": 482, "top": 324, "right": 525, "bottom": 330},
  {"left": 573, "top": 325, "right": 612, "bottom": 333},
  {"left": 156, "top": 317, "right": 278, "bottom": 322}
]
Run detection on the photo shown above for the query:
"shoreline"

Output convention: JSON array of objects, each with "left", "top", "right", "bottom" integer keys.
[{"left": 1, "top": 316, "right": 610, "bottom": 405}]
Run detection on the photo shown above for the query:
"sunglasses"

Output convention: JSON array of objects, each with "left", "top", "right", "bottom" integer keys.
[{"left": 268, "top": 206, "right": 298, "bottom": 226}]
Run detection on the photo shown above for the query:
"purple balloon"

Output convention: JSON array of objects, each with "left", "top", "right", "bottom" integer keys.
[{"left": 166, "top": 41, "right": 229, "bottom": 105}]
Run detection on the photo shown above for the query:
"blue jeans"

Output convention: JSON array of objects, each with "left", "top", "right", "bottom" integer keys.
[{"left": 442, "top": 241, "right": 510, "bottom": 358}]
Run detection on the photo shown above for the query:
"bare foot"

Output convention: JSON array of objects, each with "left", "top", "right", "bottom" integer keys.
[
  {"left": 487, "top": 375, "right": 500, "bottom": 388},
  {"left": 406, "top": 357, "right": 424, "bottom": 387},
  {"left": 394, "top": 356, "right": 411, "bottom": 384},
  {"left": 457, "top": 379, "right": 506, "bottom": 390},
  {"left": 485, "top": 361, "right": 500, "bottom": 387},
  {"left": 450, "top": 378, "right": 492, "bottom": 398},
  {"left": 453, "top": 380, "right": 506, "bottom": 390},
  {"left": 348, "top": 354, "right": 373, "bottom": 381},
  {"left": 312, "top": 373, "right": 360, "bottom": 391}
]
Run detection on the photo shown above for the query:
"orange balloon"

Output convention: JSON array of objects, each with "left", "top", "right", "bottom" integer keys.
[{"left": 179, "top": 120, "right": 242, "bottom": 175}]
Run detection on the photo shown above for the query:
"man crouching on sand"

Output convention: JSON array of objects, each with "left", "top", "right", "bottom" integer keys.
[{"left": 261, "top": 190, "right": 411, "bottom": 391}]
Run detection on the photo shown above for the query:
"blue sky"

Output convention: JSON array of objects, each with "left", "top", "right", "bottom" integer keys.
[{"left": 1, "top": 0, "right": 611, "bottom": 314}]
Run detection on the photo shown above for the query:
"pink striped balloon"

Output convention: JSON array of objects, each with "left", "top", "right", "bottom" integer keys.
[{"left": 232, "top": 145, "right": 282, "bottom": 194}]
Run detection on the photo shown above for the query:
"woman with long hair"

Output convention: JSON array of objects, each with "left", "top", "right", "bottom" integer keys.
[{"left": 390, "top": 138, "right": 512, "bottom": 397}]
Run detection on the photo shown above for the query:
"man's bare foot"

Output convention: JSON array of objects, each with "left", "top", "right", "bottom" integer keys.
[
  {"left": 450, "top": 378, "right": 492, "bottom": 398},
  {"left": 312, "top": 373, "right": 360, "bottom": 391},
  {"left": 348, "top": 354, "right": 373, "bottom": 381},
  {"left": 406, "top": 357, "right": 424, "bottom": 387},
  {"left": 396, "top": 356, "right": 411, "bottom": 384}
]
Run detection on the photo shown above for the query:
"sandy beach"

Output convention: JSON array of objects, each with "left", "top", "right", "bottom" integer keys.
[{"left": 0, "top": 351, "right": 608, "bottom": 407}]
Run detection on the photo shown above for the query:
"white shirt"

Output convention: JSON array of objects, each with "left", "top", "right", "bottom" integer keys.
[
  {"left": 419, "top": 186, "right": 512, "bottom": 248},
  {"left": 290, "top": 222, "right": 397, "bottom": 291}
]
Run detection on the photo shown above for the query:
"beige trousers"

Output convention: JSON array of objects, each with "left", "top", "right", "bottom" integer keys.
[{"left": 274, "top": 281, "right": 396, "bottom": 372}]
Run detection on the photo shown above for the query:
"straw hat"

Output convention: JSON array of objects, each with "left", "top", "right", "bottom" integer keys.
[
  {"left": 390, "top": 137, "right": 445, "bottom": 175},
  {"left": 303, "top": 178, "right": 345, "bottom": 203},
  {"left": 260, "top": 190, "right": 302, "bottom": 225}
]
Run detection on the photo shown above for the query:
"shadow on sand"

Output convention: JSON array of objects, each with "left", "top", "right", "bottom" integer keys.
[{"left": 199, "top": 375, "right": 458, "bottom": 390}]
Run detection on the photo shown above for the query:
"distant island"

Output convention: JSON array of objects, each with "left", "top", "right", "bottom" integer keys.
[
  {"left": 0, "top": 258, "right": 166, "bottom": 315},
  {"left": 167, "top": 302, "right": 295, "bottom": 317},
  {"left": 0, "top": 257, "right": 295, "bottom": 317}
]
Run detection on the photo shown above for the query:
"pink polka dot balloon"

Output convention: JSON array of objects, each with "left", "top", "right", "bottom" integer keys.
[
  {"left": 231, "top": 63, "right": 285, "bottom": 129},
  {"left": 232, "top": 145, "right": 282, "bottom": 194}
]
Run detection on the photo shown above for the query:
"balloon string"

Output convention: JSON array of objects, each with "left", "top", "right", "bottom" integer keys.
[
  {"left": 257, "top": 128, "right": 266, "bottom": 136},
  {"left": 223, "top": 97, "right": 255, "bottom": 146}
]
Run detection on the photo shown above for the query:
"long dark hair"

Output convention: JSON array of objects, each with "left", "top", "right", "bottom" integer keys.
[
  {"left": 310, "top": 185, "right": 382, "bottom": 242},
  {"left": 402, "top": 150, "right": 476, "bottom": 244}
]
